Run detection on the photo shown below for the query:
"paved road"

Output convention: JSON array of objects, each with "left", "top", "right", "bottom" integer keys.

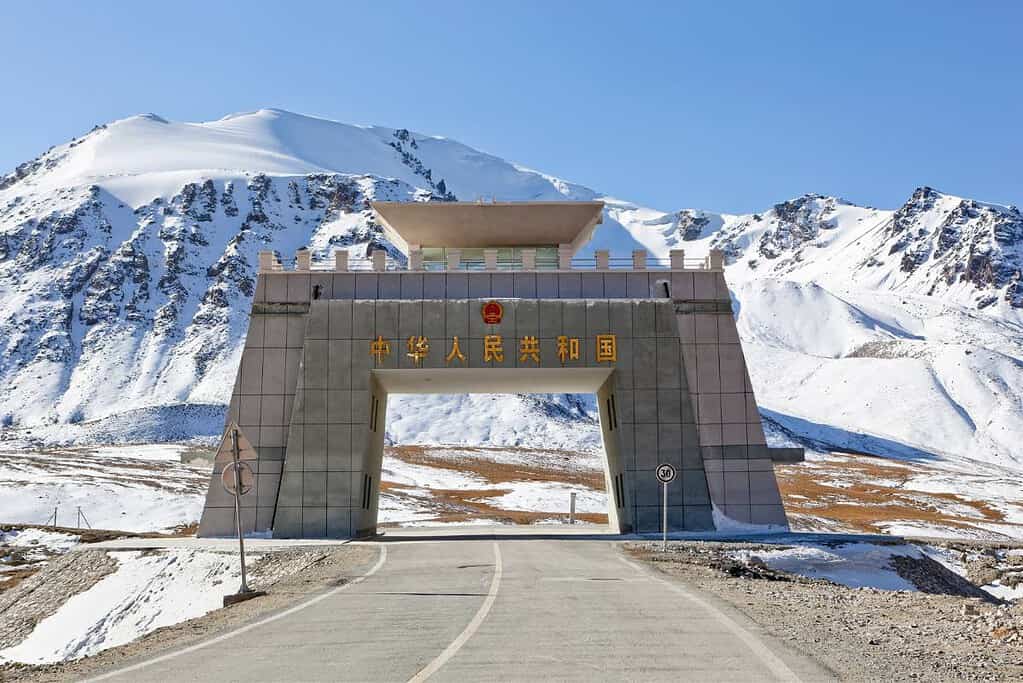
[{"left": 91, "top": 539, "right": 833, "bottom": 682}]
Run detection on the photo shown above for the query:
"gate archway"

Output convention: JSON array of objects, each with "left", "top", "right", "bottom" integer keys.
[{"left": 198, "top": 201, "right": 794, "bottom": 539}]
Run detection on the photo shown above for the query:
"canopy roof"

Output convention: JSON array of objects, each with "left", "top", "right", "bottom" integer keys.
[{"left": 371, "top": 201, "right": 604, "bottom": 256}]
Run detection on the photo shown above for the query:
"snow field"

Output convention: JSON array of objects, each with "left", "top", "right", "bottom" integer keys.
[
  {"left": 0, "top": 548, "right": 244, "bottom": 664},
  {"left": 0, "top": 445, "right": 207, "bottom": 532}
]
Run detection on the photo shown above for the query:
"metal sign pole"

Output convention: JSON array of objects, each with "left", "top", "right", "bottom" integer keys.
[
  {"left": 231, "top": 428, "right": 251, "bottom": 595},
  {"left": 655, "top": 463, "right": 676, "bottom": 552},
  {"left": 662, "top": 481, "right": 668, "bottom": 551}
]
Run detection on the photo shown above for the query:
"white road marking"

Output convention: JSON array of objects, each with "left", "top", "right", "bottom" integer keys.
[
  {"left": 407, "top": 541, "right": 503, "bottom": 682},
  {"left": 540, "top": 576, "right": 648, "bottom": 582},
  {"left": 617, "top": 553, "right": 801, "bottom": 683},
  {"left": 84, "top": 544, "right": 388, "bottom": 682}
]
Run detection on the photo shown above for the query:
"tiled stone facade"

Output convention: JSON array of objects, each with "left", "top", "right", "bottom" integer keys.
[{"left": 198, "top": 268, "right": 790, "bottom": 538}]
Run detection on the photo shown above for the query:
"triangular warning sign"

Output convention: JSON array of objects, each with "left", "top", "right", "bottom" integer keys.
[{"left": 213, "top": 422, "right": 259, "bottom": 465}]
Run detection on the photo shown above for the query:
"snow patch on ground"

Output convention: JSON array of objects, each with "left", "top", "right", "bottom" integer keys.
[
  {"left": 730, "top": 543, "right": 923, "bottom": 591},
  {"left": 480, "top": 482, "right": 605, "bottom": 514},
  {"left": 0, "top": 549, "right": 240, "bottom": 664},
  {"left": 712, "top": 504, "right": 788, "bottom": 535},
  {"left": 982, "top": 580, "right": 1023, "bottom": 602},
  {"left": 90, "top": 444, "right": 192, "bottom": 462},
  {"left": 381, "top": 459, "right": 486, "bottom": 491},
  {"left": 0, "top": 528, "right": 79, "bottom": 567}
]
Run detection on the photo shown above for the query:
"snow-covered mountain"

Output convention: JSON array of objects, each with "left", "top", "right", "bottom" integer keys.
[{"left": 1, "top": 108, "right": 1020, "bottom": 470}]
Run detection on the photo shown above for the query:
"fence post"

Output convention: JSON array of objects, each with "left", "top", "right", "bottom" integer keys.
[
  {"left": 408, "top": 244, "right": 423, "bottom": 271},
  {"left": 558, "top": 244, "right": 572, "bottom": 270},
  {"left": 258, "top": 251, "right": 276, "bottom": 273},
  {"left": 521, "top": 248, "right": 536, "bottom": 271},
  {"left": 669, "top": 249, "right": 685, "bottom": 270},
  {"left": 334, "top": 249, "right": 349, "bottom": 272},
  {"left": 484, "top": 248, "right": 498, "bottom": 271},
  {"left": 446, "top": 249, "right": 461, "bottom": 271}
]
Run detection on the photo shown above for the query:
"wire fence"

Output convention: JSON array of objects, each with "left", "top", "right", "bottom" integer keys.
[{"left": 42, "top": 505, "right": 92, "bottom": 530}]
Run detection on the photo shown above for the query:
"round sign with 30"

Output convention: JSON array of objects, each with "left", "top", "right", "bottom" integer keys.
[{"left": 656, "top": 463, "right": 676, "bottom": 484}]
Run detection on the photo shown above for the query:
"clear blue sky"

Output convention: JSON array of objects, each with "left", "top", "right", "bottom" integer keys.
[{"left": 2, "top": 1, "right": 1020, "bottom": 213}]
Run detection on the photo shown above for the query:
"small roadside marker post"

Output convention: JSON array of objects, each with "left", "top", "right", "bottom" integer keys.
[
  {"left": 656, "top": 464, "right": 676, "bottom": 551},
  {"left": 569, "top": 492, "right": 577, "bottom": 525},
  {"left": 221, "top": 428, "right": 265, "bottom": 607}
]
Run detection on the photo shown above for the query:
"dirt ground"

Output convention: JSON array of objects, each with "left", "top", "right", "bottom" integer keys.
[
  {"left": 382, "top": 445, "right": 609, "bottom": 526},
  {"left": 1, "top": 544, "right": 378, "bottom": 683},
  {"left": 627, "top": 541, "right": 1023, "bottom": 682}
]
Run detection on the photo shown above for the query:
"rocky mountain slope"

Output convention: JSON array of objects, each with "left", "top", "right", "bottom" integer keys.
[{"left": 0, "top": 109, "right": 1020, "bottom": 471}]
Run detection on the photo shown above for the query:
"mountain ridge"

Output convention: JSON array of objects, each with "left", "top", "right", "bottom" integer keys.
[{"left": 1, "top": 109, "right": 1020, "bottom": 471}]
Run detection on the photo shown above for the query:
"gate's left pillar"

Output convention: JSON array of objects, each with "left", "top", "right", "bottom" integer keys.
[
  {"left": 273, "top": 299, "right": 365, "bottom": 539},
  {"left": 196, "top": 280, "right": 307, "bottom": 537}
]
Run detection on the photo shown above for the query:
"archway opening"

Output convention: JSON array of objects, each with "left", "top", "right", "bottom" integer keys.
[{"left": 362, "top": 368, "right": 628, "bottom": 535}]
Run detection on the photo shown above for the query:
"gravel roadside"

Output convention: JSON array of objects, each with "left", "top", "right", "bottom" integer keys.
[
  {"left": 626, "top": 541, "right": 1023, "bottom": 682},
  {"left": 2, "top": 544, "right": 378, "bottom": 682}
]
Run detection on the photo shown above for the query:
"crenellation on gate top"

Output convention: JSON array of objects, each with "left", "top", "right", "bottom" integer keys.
[{"left": 257, "top": 247, "right": 725, "bottom": 274}]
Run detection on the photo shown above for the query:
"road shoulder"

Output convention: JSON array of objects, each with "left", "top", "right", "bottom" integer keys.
[
  {"left": 4, "top": 544, "right": 378, "bottom": 683},
  {"left": 624, "top": 541, "right": 1023, "bottom": 681}
]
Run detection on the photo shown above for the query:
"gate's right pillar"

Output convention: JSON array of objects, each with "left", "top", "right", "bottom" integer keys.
[{"left": 673, "top": 269, "right": 789, "bottom": 529}]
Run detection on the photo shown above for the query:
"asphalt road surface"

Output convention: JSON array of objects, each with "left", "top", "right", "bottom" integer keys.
[{"left": 89, "top": 539, "right": 833, "bottom": 682}]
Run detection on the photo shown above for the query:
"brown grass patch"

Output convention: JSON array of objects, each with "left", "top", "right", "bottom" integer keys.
[
  {"left": 776, "top": 453, "right": 1017, "bottom": 536},
  {"left": 388, "top": 445, "right": 605, "bottom": 489}
]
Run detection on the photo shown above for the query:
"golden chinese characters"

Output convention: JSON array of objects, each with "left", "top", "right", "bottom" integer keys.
[
  {"left": 483, "top": 334, "right": 504, "bottom": 363},
  {"left": 406, "top": 336, "right": 429, "bottom": 365},
  {"left": 556, "top": 336, "right": 580, "bottom": 364},
  {"left": 446, "top": 336, "right": 465, "bottom": 365},
  {"left": 369, "top": 336, "right": 391, "bottom": 363},
  {"left": 371, "top": 333, "right": 621, "bottom": 367},
  {"left": 596, "top": 334, "right": 617, "bottom": 363},
  {"left": 519, "top": 336, "right": 540, "bottom": 364}
]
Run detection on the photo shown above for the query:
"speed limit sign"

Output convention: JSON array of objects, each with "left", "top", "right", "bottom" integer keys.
[{"left": 656, "top": 463, "right": 676, "bottom": 484}]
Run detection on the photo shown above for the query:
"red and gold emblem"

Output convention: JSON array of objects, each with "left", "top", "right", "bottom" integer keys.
[{"left": 481, "top": 300, "right": 504, "bottom": 325}]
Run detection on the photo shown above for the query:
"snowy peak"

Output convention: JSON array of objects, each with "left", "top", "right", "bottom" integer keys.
[
  {"left": 673, "top": 208, "right": 721, "bottom": 242},
  {"left": 662, "top": 194, "right": 884, "bottom": 280},
  {"left": 0, "top": 109, "right": 583, "bottom": 209},
  {"left": 862, "top": 187, "right": 1023, "bottom": 309},
  {"left": 748, "top": 194, "right": 850, "bottom": 260},
  {"left": 637, "top": 187, "right": 1023, "bottom": 312}
]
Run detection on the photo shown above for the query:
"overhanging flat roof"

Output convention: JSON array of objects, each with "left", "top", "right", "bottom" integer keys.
[{"left": 371, "top": 201, "right": 604, "bottom": 256}]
